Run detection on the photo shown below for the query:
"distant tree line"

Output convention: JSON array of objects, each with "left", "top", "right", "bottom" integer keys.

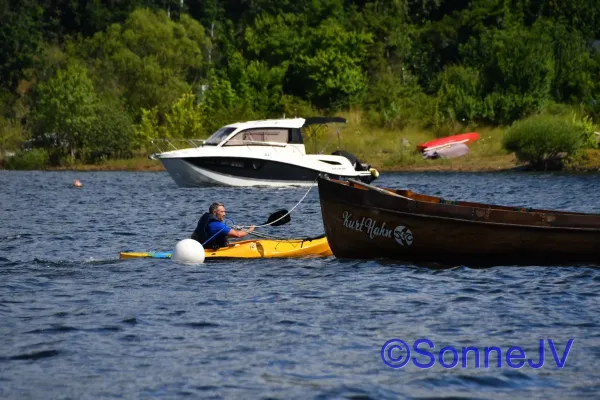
[{"left": 1, "top": 0, "right": 599, "bottom": 166}]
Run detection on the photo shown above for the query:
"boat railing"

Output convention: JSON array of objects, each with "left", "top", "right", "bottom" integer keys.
[
  {"left": 150, "top": 138, "right": 206, "bottom": 153},
  {"left": 223, "top": 139, "right": 288, "bottom": 148},
  {"left": 223, "top": 140, "right": 307, "bottom": 156}
]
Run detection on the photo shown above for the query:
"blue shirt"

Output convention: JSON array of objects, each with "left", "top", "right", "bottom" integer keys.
[{"left": 207, "top": 220, "right": 231, "bottom": 240}]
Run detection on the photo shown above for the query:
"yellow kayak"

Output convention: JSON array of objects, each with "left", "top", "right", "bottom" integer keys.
[{"left": 119, "top": 236, "right": 332, "bottom": 260}]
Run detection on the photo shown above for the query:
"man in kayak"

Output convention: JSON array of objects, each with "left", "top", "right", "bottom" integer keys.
[{"left": 191, "top": 202, "right": 256, "bottom": 248}]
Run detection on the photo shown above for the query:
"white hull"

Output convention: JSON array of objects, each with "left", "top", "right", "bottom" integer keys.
[{"left": 160, "top": 158, "right": 318, "bottom": 187}]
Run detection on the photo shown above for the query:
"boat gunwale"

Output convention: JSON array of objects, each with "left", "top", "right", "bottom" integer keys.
[
  {"left": 322, "top": 178, "right": 600, "bottom": 231},
  {"left": 340, "top": 178, "right": 600, "bottom": 219},
  {"left": 323, "top": 195, "right": 600, "bottom": 233}
]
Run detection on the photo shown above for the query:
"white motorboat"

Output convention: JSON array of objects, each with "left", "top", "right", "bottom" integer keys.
[{"left": 150, "top": 117, "right": 379, "bottom": 187}]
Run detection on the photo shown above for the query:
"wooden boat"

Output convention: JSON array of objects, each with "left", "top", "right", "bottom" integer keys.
[
  {"left": 417, "top": 132, "right": 480, "bottom": 152},
  {"left": 317, "top": 176, "right": 600, "bottom": 266},
  {"left": 120, "top": 235, "right": 332, "bottom": 260}
]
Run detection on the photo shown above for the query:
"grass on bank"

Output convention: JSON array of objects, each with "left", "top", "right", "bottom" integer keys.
[
  {"left": 307, "top": 111, "right": 600, "bottom": 172},
  {"left": 308, "top": 116, "right": 522, "bottom": 172}
]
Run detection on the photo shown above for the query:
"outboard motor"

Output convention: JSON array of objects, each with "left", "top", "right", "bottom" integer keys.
[{"left": 331, "top": 150, "right": 371, "bottom": 171}]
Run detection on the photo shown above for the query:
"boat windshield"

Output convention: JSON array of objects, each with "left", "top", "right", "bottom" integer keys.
[{"left": 204, "top": 127, "right": 236, "bottom": 145}]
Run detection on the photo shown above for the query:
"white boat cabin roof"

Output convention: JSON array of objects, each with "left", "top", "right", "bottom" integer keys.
[
  {"left": 223, "top": 116, "right": 346, "bottom": 130},
  {"left": 205, "top": 117, "right": 346, "bottom": 147},
  {"left": 224, "top": 118, "right": 307, "bottom": 130}
]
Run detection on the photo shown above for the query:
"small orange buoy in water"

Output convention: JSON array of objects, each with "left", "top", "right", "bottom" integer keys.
[{"left": 73, "top": 179, "right": 83, "bottom": 188}]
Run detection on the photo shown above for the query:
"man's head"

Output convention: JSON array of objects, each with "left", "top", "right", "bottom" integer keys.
[{"left": 209, "top": 202, "right": 226, "bottom": 221}]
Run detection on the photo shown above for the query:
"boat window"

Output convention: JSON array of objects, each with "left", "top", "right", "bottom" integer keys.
[
  {"left": 289, "top": 128, "right": 304, "bottom": 144},
  {"left": 320, "top": 160, "right": 342, "bottom": 165},
  {"left": 204, "top": 127, "right": 236, "bottom": 145},
  {"left": 224, "top": 129, "right": 289, "bottom": 146}
]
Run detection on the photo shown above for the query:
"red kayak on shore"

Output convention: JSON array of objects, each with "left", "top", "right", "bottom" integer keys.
[{"left": 417, "top": 132, "right": 480, "bottom": 152}]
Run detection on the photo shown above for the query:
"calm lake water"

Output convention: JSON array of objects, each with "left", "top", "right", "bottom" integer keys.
[{"left": 1, "top": 170, "right": 599, "bottom": 399}]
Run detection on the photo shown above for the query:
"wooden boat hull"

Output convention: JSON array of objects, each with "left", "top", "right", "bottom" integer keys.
[
  {"left": 120, "top": 236, "right": 332, "bottom": 260},
  {"left": 318, "top": 177, "right": 600, "bottom": 266}
]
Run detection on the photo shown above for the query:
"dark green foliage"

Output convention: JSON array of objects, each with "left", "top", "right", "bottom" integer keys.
[
  {"left": 550, "top": 24, "right": 593, "bottom": 103},
  {"left": 278, "top": 95, "right": 318, "bottom": 119},
  {"left": 408, "top": 19, "right": 459, "bottom": 90},
  {"left": 244, "top": 12, "right": 306, "bottom": 67},
  {"left": 0, "top": 2, "right": 42, "bottom": 89},
  {"left": 0, "top": 115, "right": 28, "bottom": 155},
  {"left": 82, "top": 102, "right": 136, "bottom": 163},
  {"left": 537, "top": 104, "right": 598, "bottom": 148},
  {"left": 1, "top": 0, "right": 599, "bottom": 167},
  {"left": 199, "top": 70, "right": 257, "bottom": 134},
  {"left": 4, "top": 148, "right": 50, "bottom": 170},
  {"left": 462, "top": 21, "right": 555, "bottom": 124},
  {"left": 588, "top": 50, "right": 600, "bottom": 121},
  {"left": 363, "top": 67, "right": 432, "bottom": 129},
  {"left": 289, "top": 18, "right": 372, "bottom": 109},
  {"left": 225, "top": 51, "right": 286, "bottom": 117},
  {"left": 518, "top": 0, "right": 600, "bottom": 38},
  {"left": 32, "top": 62, "right": 98, "bottom": 163},
  {"left": 502, "top": 115, "right": 586, "bottom": 169},
  {"left": 434, "top": 65, "right": 482, "bottom": 124},
  {"left": 81, "top": 9, "right": 209, "bottom": 116}
]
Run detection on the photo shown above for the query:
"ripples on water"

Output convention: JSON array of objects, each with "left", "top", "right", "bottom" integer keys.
[{"left": 1, "top": 170, "right": 599, "bottom": 399}]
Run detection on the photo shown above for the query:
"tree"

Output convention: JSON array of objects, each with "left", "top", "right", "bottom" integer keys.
[
  {"left": 434, "top": 64, "right": 482, "bottom": 124},
  {"left": 408, "top": 18, "right": 460, "bottom": 90},
  {"left": 462, "top": 20, "right": 555, "bottom": 124},
  {"left": 32, "top": 62, "right": 98, "bottom": 162},
  {"left": 244, "top": 12, "right": 307, "bottom": 67},
  {"left": 549, "top": 24, "right": 593, "bottom": 103},
  {"left": 165, "top": 92, "right": 203, "bottom": 138},
  {"left": 225, "top": 51, "right": 286, "bottom": 116},
  {"left": 355, "top": 1, "right": 433, "bottom": 128},
  {"left": 82, "top": 8, "right": 210, "bottom": 116},
  {"left": 0, "top": 116, "right": 28, "bottom": 156},
  {"left": 288, "top": 18, "right": 372, "bottom": 109},
  {"left": 519, "top": 0, "right": 600, "bottom": 38},
  {"left": 83, "top": 100, "right": 136, "bottom": 162},
  {"left": 200, "top": 69, "right": 250, "bottom": 133},
  {"left": 0, "top": 2, "right": 42, "bottom": 90}
]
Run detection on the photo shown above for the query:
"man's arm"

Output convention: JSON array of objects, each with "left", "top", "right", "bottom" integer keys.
[{"left": 227, "top": 225, "right": 256, "bottom": 238}]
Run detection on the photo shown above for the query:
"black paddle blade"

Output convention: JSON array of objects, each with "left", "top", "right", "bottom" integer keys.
[{"left": 265, "top": 209, "right": 291, "bottom": 226}]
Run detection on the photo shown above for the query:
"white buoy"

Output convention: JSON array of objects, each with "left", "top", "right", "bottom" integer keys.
[{"left": 172, "top": 239, "right": 205, "bottom": 264}]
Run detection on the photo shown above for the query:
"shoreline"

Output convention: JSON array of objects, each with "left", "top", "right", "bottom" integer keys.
[
  {"left": 3, "top": 164, "right": 599, "bottom": 173},
  {"left": 2, "top": 149, "right": 600, "bottom": 173}
]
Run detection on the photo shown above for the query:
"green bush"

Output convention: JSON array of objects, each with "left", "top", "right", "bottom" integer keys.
[
  {"left": 571, "top": 114, "right": 598, "bottom": 149},
  {"left": 82, "top": 102, "right": 136, "bottom": 163},
  {"left": 4, "top": 148, "right": 50, "bottom": 170},
  {"left": 279, "top": 94, "right": 317, "bottom": 119},
  {"left": 0, "top": 116, "right": 28, "bottom": 155},
  {"left": 363, "top": 69, "right": 433, "bottom": 129},
  {"left": 502, "top": 115, "right": 586, "bottom": 169},
  {"left": 434, "top": 65, "right": 482, "bottom": 125}
]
